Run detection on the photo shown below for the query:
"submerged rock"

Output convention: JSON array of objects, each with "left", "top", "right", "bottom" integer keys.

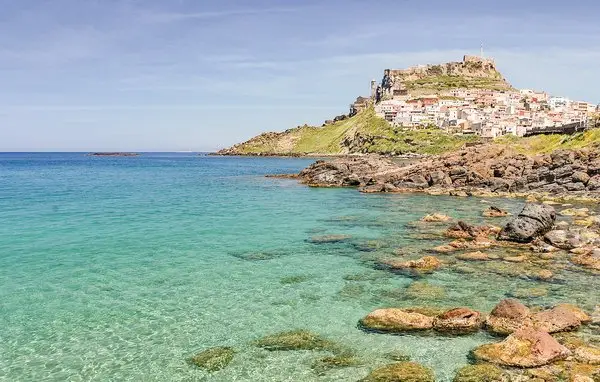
[
  {"left": 311, "top": 355, "right": 361, "bottom": 375},
  {"left": 483, "top": 206, "right": 510, "bottom": 218},
  {"left": 254, "top": 330, "right": 335, "bottom": 351},
  {"left": 471, "top": 328, "right": 571, "bottom": 367},
  {"left": 383, "top": 256, "right": 442, "bottom": 275},
  {"left": 453, "top": 364, "right": 507, "bottom": 382},
  {"left": 309, "top": 234, "right": 352, "bottom": 244},
  {"left": 497, "top": 203, "right": 556, "bottom": 243},
  {"left": 456, "top": 251, "right": 493, "bottom": 262},
  {"left": 360, "top": 362, "right": 435, "bottom": 382},
  {"left": 433, "top": 308, "right": 484, "bottom": 334},
  {"left": 485, "top": 299, "right": 531, "bottom": 335},
  {"left": 188, "top": 347, "right": 235, "bottom": 371},
  {"left": 420, "top": 213, "right": 452, "bottom": 223},
  {"left": 359, "top": 308, "right": 434, "bottom": 333},
  {"left": 405, "top": 282, "right": 445, "bottom": 300}
]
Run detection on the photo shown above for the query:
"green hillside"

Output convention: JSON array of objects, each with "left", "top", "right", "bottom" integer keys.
[{"left": 218, "top": 107, "right": 478, "bottom": 156}]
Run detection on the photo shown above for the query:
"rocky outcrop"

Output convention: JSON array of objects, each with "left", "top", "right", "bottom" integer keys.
[
  {"left": 359, "top": 308, "right": 435, "bottom": 333},
  {"left": 497, "top": 204, "right": 556, "bottom": 243},
  {"left": 471, "top": 328, "right": 571, "bottom": 367},
  {"left": 483, "top": 206, "right": 510, "bottom": 217},
  {"left": 294, "top": 145, "right": 600, "bottom": 200}
]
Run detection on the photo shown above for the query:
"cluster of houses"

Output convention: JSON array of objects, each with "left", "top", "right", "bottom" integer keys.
[{"left": 371, "top": 88, "right": 598, "bottom": 138}]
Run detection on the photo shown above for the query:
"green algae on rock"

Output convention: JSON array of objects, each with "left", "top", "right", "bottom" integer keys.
[
  {"left": 280, "top": 275, "right": 313, "bottom": 284},
  {"left": 405, "top": 281, "right": 446, "bottom": 300},
  {"left": 359, "top": 308, "right": 434, "bottom": 333},
  {"left": 453, "top": 364, "right": 507, "bottom": 382},
  {"left": 361, "top": 362, "right": 435, "bottom": 382},
  {"left": 253, "top": 330, "right": 336, "bottom": 351},
  {"left": 188, "top": 347, "right": 235, "bottom": 372},
  {"left": 311, "top": 354, "right": 362, "bottom": 375}
]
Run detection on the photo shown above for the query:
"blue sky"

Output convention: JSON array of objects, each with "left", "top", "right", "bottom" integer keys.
[{"left": 1, "top": 0, "right": 599, "bottom": 151}]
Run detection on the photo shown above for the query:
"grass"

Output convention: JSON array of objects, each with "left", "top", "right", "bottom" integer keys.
[
  {"left": 404, "top": 75, "right": 510, "bottom": 92},
  {"left": 495, "top": 129, "right": 600, "bottom": 154},
  {"left": 229, "top": 107, "right": 478, "bottom": 155}
]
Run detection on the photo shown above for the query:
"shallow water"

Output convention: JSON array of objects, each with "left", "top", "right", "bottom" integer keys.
[{"left": 0, "top": 153, "right": 597, "bottom": 381}]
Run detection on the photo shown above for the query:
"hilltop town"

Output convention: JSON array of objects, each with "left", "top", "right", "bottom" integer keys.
[
  {"left": 218, "top": 55, "right": 599, "bottom": 156},
  {"left": 353, "top": 55, "right": 598, "bottom": 138}
]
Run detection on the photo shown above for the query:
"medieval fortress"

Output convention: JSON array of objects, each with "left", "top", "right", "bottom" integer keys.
[{"left": 350, "top": 55, "right": 598, "bottom": 138}]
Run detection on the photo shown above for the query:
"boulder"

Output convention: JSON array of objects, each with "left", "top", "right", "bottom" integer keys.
[
  {"left": 360, "top": 362, "right": 435, "bottom": 382},
  {"left": 433, "top": 308, "right": 484, "bottom": 334},
  {"left": 471, "top": 328, "right": 571, "bottom": 367},
  {"left": 531, "top": 305, "right": 584, "bottom": 333},
  {"left": 359, "top": 308, "right": 434, "bottom": 333},
  {"left": 497, "top": 204, "right": 556, "bottom": 243},
  {"left": 485, "top": 299, "right": 531, "bottom": 335}
]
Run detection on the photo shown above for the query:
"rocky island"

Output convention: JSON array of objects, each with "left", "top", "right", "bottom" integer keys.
[{"left": 87, "top": 152, "right": 140, "bottom": 157}]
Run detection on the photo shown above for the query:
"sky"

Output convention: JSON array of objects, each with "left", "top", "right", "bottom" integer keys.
[{"left": 0, "top": 0, "right": 599, "bottom": 151}]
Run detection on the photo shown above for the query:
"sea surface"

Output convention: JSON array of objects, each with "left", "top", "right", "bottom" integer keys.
[{"left": 0, "top": 153, "right": 597, "bottom": 381}]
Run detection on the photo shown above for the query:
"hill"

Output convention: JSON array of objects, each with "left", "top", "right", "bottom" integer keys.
[{"left": 217, "top": 107, "right": 478, "bottom": 156}]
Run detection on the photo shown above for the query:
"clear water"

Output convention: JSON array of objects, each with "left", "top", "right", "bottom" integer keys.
[{"left": 0, "top": 153, "right": 597, "bottom": 381}]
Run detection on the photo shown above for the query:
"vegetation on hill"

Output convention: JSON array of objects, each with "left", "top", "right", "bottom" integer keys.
[
  {"left": 404, "top": 75, "right": 510, "bottom": 92},
  {"left": 495, "top": 129, "right": 600, "bottom": 154},
  {"left": 218, "top": 107, "right": 478, "bottom": 156}
]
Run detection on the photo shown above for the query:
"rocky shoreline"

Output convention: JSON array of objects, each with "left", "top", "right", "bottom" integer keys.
[
  {"left": 294, "top": 143, "right": 600, "bottom": 202},
  {"left": 189, "top": 202, "right": 600, "bottom": 380}
]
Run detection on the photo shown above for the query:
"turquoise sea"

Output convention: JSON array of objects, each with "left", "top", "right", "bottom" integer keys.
[{"left": 0, "top": 153, "right": 597, "bottom": 381}]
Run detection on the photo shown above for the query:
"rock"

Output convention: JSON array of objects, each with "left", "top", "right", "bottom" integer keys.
[
  {"left": 574, "top": 346, "right": 600, "bottom": 365},
  {"left": 429, "top": 170, "right": 452, "bottom": 186},
  {"left": 485, "top": 299, "right": 531, "bottom": 335},
  {"left": 483, "top": 206, "right": 510, "bottom": 218},
  {"left": 503, "top": 254, "right": 528, "bottom": 263},
  {"left": 508, "top": 287, "right": 548, "bottom": 299},
  {"left": 497, "top": 203, "right": 556, "bottom": 243},
  {"left": 384, "top": 256, "right": 442, "bottom": 275},
  {"left": 188, "top": 347, "right": 236, "bottom": 371},
  {"left": 456, "top": 251, "right": 493, "bottom": 261},
  {"left": 309, "top": 234, "right": 352, "bottom": 244},
  {"left": 471, "top": 328, "right": 571, "bottom": 367},
  {"left": 555, "top": 304, "right": 592, "bottom": 323},
  {"left": 254, "top": 330, "right": 336, "bottom": 351},
  {"left": 360, "top": 362, "right": 435, "bottom": 382},
  {"left": 572, "top": 171, "right": 591, "bottom": 185},
  {"left": 533, "top": 269, "right": 554, "bottom": 281},
  {"left": 531, "top": 305, "right": 585, "bottom": 333},
  {"left": 359, "top": 308, "right": 435, "bottom": 333},
  {"left": 420, "top": 213, "right": 452, "bottom": 223},
  {"left": 311, "top": 355, "right": 361, "bottom": 375},
  {"left": 433, "top": 308, "right": 484, "bottom": 334},
  {"left": 560, "top": 208, "right": 590, "bottom": 217},
  {"left": 452, "top": 364, "right": 507, "bottom": 382},
  {"left": 405, "top": 282, "right": 445, "bottom": 300},
  {"left": 588, "top": 175, "right": 600, "bottom": 190},
  {"left": 544, "top": 230, "right": 580, "bottom": 250}
]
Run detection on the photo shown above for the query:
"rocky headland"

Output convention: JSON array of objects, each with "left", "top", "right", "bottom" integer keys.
[{"left": 296, "top": 142, "right": 600, "bottom": 201}]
